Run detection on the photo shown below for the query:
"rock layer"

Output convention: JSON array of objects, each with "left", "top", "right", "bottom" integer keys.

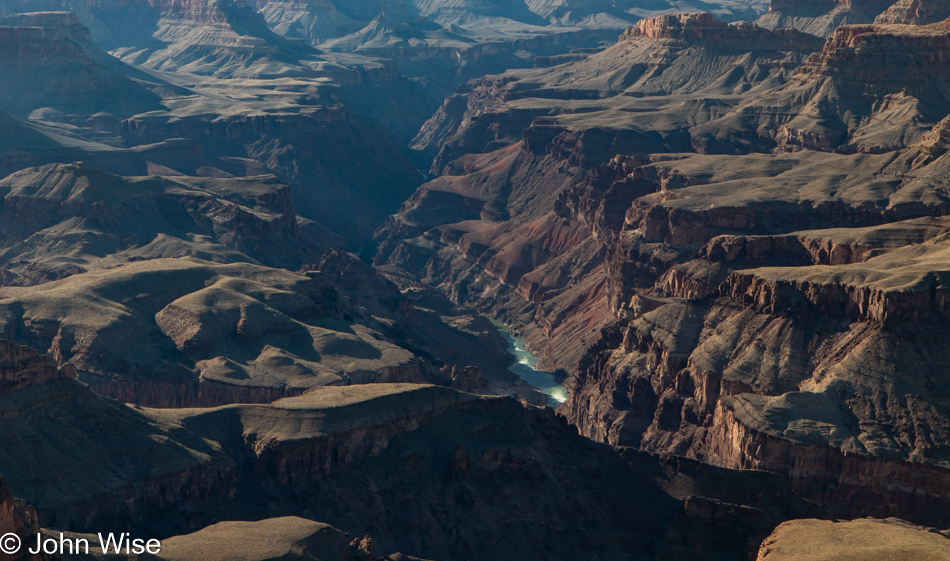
[
  {"left": 0, "top": 354, "right": 822, "bottom": 561},
  {"left": 378, "top": 7, "right": 950, "bottom": 533},
  {"left": 756, "top": 518, "right": 950, "bottom": 560}
]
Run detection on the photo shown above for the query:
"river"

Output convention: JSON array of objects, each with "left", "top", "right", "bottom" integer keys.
[{"left": 489, "top": 318, "right": 568, "bottom": 407}]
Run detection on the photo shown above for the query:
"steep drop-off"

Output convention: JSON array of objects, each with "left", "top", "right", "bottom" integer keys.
[
  {"left": 0, "top": 341, "right": 821, "bottom": 561},
  {"left": 377, "top": 11, "right": 950, "bottom": 530}
]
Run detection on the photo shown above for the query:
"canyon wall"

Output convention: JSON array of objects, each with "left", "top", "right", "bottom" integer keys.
[
  {"left": 0, "top": 344, "right": 823, "bottom": 560},
  {"left": 377, "top": 11, "right": 950, "bottom": 532}
]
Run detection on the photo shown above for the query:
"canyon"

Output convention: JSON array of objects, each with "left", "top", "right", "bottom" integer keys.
[
  {"left": 374, "top": 0, "right": 950, "bottom": 546},
  {"left": 0, "top": 340, "right": 821, "bottom": 560},
  {"left": 0, "top": 0, "right": 946, "bottom": 559}
]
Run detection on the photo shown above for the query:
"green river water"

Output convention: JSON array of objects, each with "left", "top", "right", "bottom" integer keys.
[{"left": 489, "top": 318, "right": 568, "bottom": 407}]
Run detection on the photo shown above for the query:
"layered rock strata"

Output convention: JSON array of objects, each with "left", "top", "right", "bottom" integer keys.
[
  {"left": 52, "top": 517, "right": 420, "bottom": 561},
  {"left": 378, "top": 9, "right": 950, "bottom": 532},
  {"left": 0, "top": 259, "right": 444, "bottom": 406},
  {"left": 757, "top": 0, "right": 895, "bottom": 37},
  {"left": 0, "top": 162, "right": 325, "bottom": 285},
  {"left": 0, "top": 351, "right": 822, "bottom": 561},
  {"left": 756, "top": 517, "right": 950, "bottom": 560}
]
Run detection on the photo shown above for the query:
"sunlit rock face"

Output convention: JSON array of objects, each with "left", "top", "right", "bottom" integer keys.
[
  {"left": 758, "top": 0, "right": 895, "bottom": 36},
  {"left": 377, "top": 4, "right": 950, "bottom": 534}
]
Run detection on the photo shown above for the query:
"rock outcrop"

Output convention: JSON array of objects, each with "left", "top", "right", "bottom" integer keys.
[
  {"left": 756, "top": 518, "right": 950, "bottom": 560},
  {"left": 799, "top": 18, "right": 950, "bottom": 90},
  {"left": 697, "top": 16, "right": 950, "bottom": 154},
  {"left": 57, "top": 517, "right": 413, "bottom": 561},
  {"left": 875, "top": 0, "right": 950, "bottom": 23},
  {"left": 757, "top": 0, "right": 895, "bottom": 37},
  {"left": 621, "top": 12, "right": 822, "bottom": 50},
  {"left": 377, "top": 7, "right": 950, "bottom": 534},
  {"left": 0, "top": 259, "right": 447, "bottom": 406},
  {"left": 0, "top": 163, "right": 325, "bottom": 285},
  {"left": 0, "top": 14, "right": 162, "bottom": 119},
  {"left": 0, "top": 339, "right": 75, "bottom": 394},
  {"left": 0, "top": 478, "right": 43, "bottom": 561},
  {"left": 0, "top": 360, "right": 822, "bottom": 561}
]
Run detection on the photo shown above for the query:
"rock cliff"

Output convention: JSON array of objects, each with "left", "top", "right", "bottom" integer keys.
[
  {"left": 757, "top": 0, "right": 894, "bottom": 37},
  {"left": 756, "top": 518, "right": 950, "bottom": 560},
  {"left": 378, "top": 7, "right": 950, "bottom": 534},
  {"left": 0, "top": 477, "right": 43, "bottom": 561},
  {"left": 561, "top": 213, "right": 950, "bottom": 526},
  {"left": 378, "top": 14, "right": 827, "bottom": 373},
  {"left": 0, "top": 162, "right": 324, "bottom": 285},
  {"left": 120, "top": 107, "right": 423, "bottom": 249},
  {"left": 55, "top": 517, "right": 389, "bottom": 561},
  {"left": 0, "top": 339, "right": 74, "bottom": 394},
  {"left": 0, "top": 15, "right": 162, "bottom": 119},
  {"left": 0, "top": 359, "right": 822, "bottom": 561},
  {"left": 416, "top": 12, "right": 822, "bottom": 171},
  {"left": 876, "top": 0, "right": 950, "bottom": 23}
]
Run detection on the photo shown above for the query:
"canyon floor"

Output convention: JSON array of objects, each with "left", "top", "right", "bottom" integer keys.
[{"left": 0, "top": 0, "right": 949, "bottom": 560}]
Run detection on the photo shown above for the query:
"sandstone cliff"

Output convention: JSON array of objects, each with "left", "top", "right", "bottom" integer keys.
[
  {"left": 55, "top": 517, "right": 425, "bottom": 561},
  {"left": 0, "top": 14, "right": 162, "bottom": 120},
  {"left": 696, "top": 17, "right": 950, "bottom": 154},
  {"left": 561, "top": 213, "right": 950, "bottom": 526},
  {"left": 416, "top": 12, "right": 823, "bottom": 172},
  {"left": 756, "top": 517, "right": 950, "bottom": 560},
  {"left": 0, "top": 477, "right": 43, "bottom": 561},
  {"left": 757, "top": 0, "right": 894, "bottom": 37},
  {"left": 0, "top": 360, "right": 822, "bottom": 561},
  {"left": 0, "top": 162, "right": 325, "bottom": 285},
  {"left": 876, "top": 0, "right": 950, "bottom": 23},
  {"left": 378, "top": 8, "right": 950, "bottom": 533}
]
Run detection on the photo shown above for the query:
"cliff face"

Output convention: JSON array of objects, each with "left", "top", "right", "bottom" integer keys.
[
  {"left": 561, "top": 216, "right": 950, "bottom": 526},
  {"left": 0, "top": 162, "right": 324, "bottom": 285},
  {"left": 690, "top": 16, "right": 950, "bottom": 154},
  {"left": 0, "top": 365, "right": 822, "bottom": 561},
  {"left": 621, "top": 12, "right": 822, "bottom": 50},
  {"left": 376, "top": 138, "right": 615, "bottom": 373},
  {"left": 0, "top": 15, "right": 162, "bottom": 119},
  {"left": 757, "top": 0, "right": 894, "bottom": 36},
  {"left": 0, "top": 340, "right": 75, "bottom": 394},
  {"left": 378, "top": 7, "right": 950, "bottom": 534},
  {"left": 0, "top": 344, "right": 79, "bottom": 561},
  {"left": 379, "top": 15, "right": 826, "bottom": 371},
  {"left": 0, "top": 478, "right": 43, "bottom": 561},
  {"left": 799, "top": 18, "right": 950, "bottom": 90},
  {"left": 875, "top": 0, "right": 950, "bottom": 22},
  {"left": 0, "top": 11, "right": 92, "bottom": 42},
  {"left": 120, "top": 108, "right": 423, "bottom": 249},
  {"left": 418, "top": 12, "right": 822, "bottom": 171}
]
